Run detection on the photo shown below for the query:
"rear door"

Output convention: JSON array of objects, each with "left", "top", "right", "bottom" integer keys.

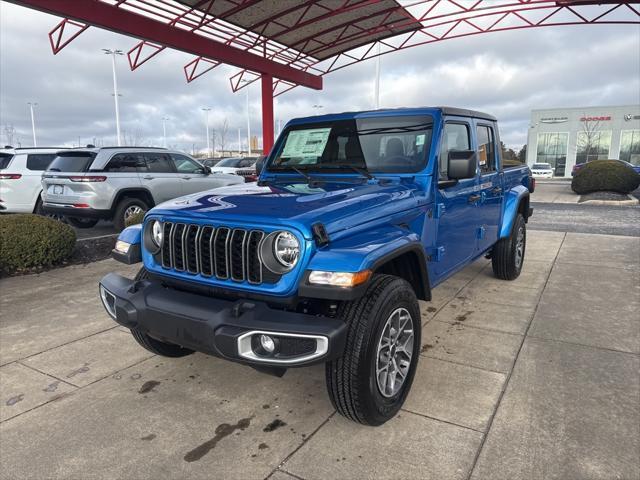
[
  {"left": 141, "top": 152, "right": 182, "bottom": 203},
  {"left": 433, "top": 120, "right": 479, "bottom": 277},
  {"left": 169, "top": 153, "right": 213, "bottom": 194},
  {"left": 475, "top": 122, "right": 503, "bottom": 252}
]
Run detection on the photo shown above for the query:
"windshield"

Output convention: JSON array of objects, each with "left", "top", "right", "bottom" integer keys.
[
  {"left": 0, "top": 153, "right": 13, "bottom": 170},
  {"left": 47, "top": 152, "right": 96, "bottom": 172},
  {"left": 533, "top": 163, "right": 551, "bottom": 169},
  {"left": 268, "top": 115, "right": 433, "bottom": 174},
  {"left": 217, "top": 157, "right": 255, "bottom": 168}
]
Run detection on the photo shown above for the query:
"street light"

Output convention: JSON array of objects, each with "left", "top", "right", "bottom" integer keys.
[
  {"left": 312, "top": 104, "right": 323, "bottom": 115},
  {"left": 239, "top": 79, "right": 251, "bottom": 155},
  {"left": 102, "top": 49, "right": 124, "bottom": 146},
  {"left": 27, "top": 102, "right": 37, "bottom": 147},
  {"left": 202, "top": 107, "right": 211, "bottom": 156},
  {"left": 161, "top": 116, "right": 169, "bottom": 147}
]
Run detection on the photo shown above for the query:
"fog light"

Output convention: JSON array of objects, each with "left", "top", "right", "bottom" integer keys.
[{"left": 260, "top": 334, "right": 275, "bottom": 353}]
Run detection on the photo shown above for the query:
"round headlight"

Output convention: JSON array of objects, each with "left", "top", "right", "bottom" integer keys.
[
  {"left": 151, "top": 220, "right": 163, "bottom": 247},
  {"left": 273, "top": 231, "right": 299, "bottom": 268}
]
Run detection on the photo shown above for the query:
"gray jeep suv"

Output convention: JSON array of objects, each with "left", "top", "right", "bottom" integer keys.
[{"left": 41, "top": 147, "right": 243, "bottom": 230}]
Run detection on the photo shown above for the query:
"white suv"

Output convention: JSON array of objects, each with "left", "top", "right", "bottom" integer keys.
[
  {"left": 0, "top": 147, "right": 61, "bottom": 214},
  {"left": 41, "top": 147, "right": 243, "bottom": 230},
  {"left": 531, "top": 163, "right": 554, "bottom": 178}
]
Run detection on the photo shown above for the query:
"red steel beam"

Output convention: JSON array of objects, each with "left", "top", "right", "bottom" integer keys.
[
  {"left": 261, "top": 74, "right": 274, "bottom": 155},
  {"left": 7, "top": 0, "right": 322, "bottom": 90}
]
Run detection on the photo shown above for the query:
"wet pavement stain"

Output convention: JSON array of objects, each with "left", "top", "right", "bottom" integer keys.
[
  {"left": 138, "top": 380, "right": 160, "bottom": 394},
  {"left": 66, "top": 363, "right": 90, "bottom": 378},
  {"left": 263, "top": 418, "right": 287, "bottom": 432},
  {"left": 43, "top": 381, "right": 59, "bottom": 393},
  {"left": 420, "top": 344, "right": 434, "bottom": 353},
  {"left": 130, "top": 373, "right": 142, "bottom": 380},
  {"left": 6, "top": 394, "right": 24, "bottom": 406},
  {"left": 426, "top": 306, "right": 437, "bottom": 313},
  {"left": 455, "top": 310, "right": 474, "bottom": 323},
  {"left": 258, "top": 443, "right": 269, "bottom": 450},
  {"left": 140, "top": 434, "right": 156, "bottom": 441},
  {"left": 184, "top": 417, "right": 252, "bottom": 462},
  {"left": 262, "top": 404, "right": 270, "bottom": 409}
]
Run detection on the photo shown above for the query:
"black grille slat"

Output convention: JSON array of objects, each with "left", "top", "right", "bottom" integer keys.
[
  {"left": 247, "top": 230, "right": 264, "bottom": 284},
  {"left": 214, "top": 227, "right": 231, "bottom": 279},
  {"left": 172, "top": 224, "right": 187, "bottom": 271},
  {"left": 186, "top": 225, "right": 200, "bottom": 274},
  {"left": 159, "top": 222, "right": 269, "bottom": 284},
  {"left": 198, "top": 227, "right": 214, "bottom": 276},
  {"left": 230, "top": 229, "right": 247, "bottom": 282}
]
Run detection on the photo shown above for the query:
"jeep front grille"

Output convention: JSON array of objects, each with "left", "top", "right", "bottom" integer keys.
[{"left": 160, "top": 222, "right": 266, "bottom": 284}]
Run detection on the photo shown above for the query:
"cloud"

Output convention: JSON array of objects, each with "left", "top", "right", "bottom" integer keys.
[{"left": 1, "top": 2, "right": 638, "bottom": 151}]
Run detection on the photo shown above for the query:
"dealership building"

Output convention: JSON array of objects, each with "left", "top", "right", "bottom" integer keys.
[{"left": 526, "top": 105, "right": 640, "bottom": 177}]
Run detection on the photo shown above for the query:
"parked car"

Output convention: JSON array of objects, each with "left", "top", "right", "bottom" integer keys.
[
  {"left": 200, "top": 157, "right": 224, "bottom": 168},
  {"left": 0, "top": 147, "right": 63, "bottom": 215},
  {"left": 211, "top": 156, "right": 257, "bottom": 175},
  {"left": 41, "top": 147, "right": 244, "bottom": 230},
  {"left": 100, "top": 107, "right": 533, "bottom": 426},
  {"left": 572, "top": 159, "right": 640, "bottom": 176},
  {"left": 531, "top": 162, "right": 554, "bottom": 178}
]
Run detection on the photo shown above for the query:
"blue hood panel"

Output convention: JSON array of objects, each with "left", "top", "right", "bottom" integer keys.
[{"left": 150, "top": 180, "right": 421, "bottom": 238}]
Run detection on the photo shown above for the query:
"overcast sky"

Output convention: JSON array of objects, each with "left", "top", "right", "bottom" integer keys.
[{"left": 1, "top": 1, "right": 639, "bottom": 153}]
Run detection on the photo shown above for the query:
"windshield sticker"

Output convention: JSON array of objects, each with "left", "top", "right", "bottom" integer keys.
[
  {"left": 416, "top": 134, "right": 425, "bottom": 146},
  {"left": 281, "top": 128, "right": 331, "bottom": 158}
]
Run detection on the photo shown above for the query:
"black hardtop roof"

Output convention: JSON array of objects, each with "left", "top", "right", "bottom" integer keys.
[{"left": 437, "top": 106, "right": 497, "bottom": 122}]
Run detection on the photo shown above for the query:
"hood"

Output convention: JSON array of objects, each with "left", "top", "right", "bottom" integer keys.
[{"left": 150, "top": 180, "right": 421, "bottom": 238}]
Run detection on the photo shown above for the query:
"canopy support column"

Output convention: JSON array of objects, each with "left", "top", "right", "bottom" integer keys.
[{"left": 261, "top": 73, "right": 274, "bottom": 155}]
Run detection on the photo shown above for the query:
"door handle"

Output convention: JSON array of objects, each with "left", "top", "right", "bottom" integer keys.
[
  {"left": 142, "top": 176, "right": 155, "bottom": 180},
  {"left": 492, "top": 186, "right": 503, "bottom": 194},
  {"left": 468, "top": 194, "right": 481, "bottom": 204},
  {"left": 182, "top": 176, "right": 191, "bottom": 180}
]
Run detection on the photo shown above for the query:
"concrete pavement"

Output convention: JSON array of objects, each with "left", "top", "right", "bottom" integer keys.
[{"left": 0, "top": 231, "right": 638, "bottom": 480}]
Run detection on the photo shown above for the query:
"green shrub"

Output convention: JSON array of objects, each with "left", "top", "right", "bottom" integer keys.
[
  {"left": 0, "top": 215, "right": 76, "bottom": 272},
  {"left": 125, "top": 211, "right": 145, "bottom": 228},
  {"left": 571, "top": 160, "right": 640, "bottom": 195}
]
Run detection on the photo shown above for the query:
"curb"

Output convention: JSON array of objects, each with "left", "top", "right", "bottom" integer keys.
[{"left": 578, "top": 197, "right": 639, "bottom": 206}]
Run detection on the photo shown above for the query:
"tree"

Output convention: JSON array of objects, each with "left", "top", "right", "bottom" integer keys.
[
  {"left": 3, "top": 124, "right": 17, "bottom": 146},
  {"left": 517, "top": 144, "right": 527, "bottom": 164},
  {"left": 217, "top": 118, "right": 229, "bottom": 156},
  {"left": 576, "top": 115, "right": 602, "bottom": 164},
  {"left": 500, "top": 141, "right": 517, "bottom": 161}
]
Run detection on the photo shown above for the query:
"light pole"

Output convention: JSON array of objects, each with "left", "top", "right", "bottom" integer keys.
[
  {"left": 27, "top": 102, "right": 37, "bottom": 146},
  {"left": 102, "top": 49, "right": 124, "bottom": 146},
  {"left": 239, "top": 80, "right": 251, "bottom": 155},
  {"left": 161, "top": 116, "right": 169, "bottom": 147},
  {"left": 202, "top": 107, "right": 211, "bottom": 156},
  {"left": 237, "top": 127, "right": 242, "bottom": 155},
  {"left": 312, "top": 104, "right": 323, "bottom": 114},
  {"left": 374, "top": 43, "right": 381, "bottom": 109}
]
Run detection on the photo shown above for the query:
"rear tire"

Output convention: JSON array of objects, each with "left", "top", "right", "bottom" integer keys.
[
  {"left": 325, "top": 274, "right": 421, "bottom": 426},
  {"left": 491, "top": 213, "right": 526, "bottom": 280},
  {"left": 66, "top": 216, "right": 99, "bottom": 228},
  {"left": 130, "top": 268, "right": 194, "bottom": 358},
  {"left": 113, "top": 197, "right": 149, "bottom": 231},
  {"left": 34, "top": 197, "right": 65, "bottom": 222}
]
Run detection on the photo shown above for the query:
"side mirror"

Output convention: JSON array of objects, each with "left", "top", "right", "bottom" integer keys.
[
  {"left": 448, "top": 150, "right": 477, "bottom": 180},
  {"left": 201, "top": 166, "right": 211, "bottom": 175},
  {"left": 255, "top": 158, "right": 264, "bottom": 175}
]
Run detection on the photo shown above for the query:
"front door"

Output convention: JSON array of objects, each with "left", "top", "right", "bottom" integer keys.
[
  {"left": 142, "top": 152, "right": 181, "bottom": 203},
  {"left": 475, "top": 122, "right": 502, "bottom": 252},
  {"left": 433, "top": 120, "right": 479, "bottom": 278},
  {"left": 170, "top": 153, "right": 213, "bottom": 195}
]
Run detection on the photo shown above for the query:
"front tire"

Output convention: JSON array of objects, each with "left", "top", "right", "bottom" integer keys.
[
  {"left": 113, "top": 197, "right": 149, "bottom": 231},
  {"left": 129, "top": 268, "right": 194, "bottom": 358},
  {"left": 325, "top": 274, "right": 421, "bottom": 426},
  {"left": 491, "top": 213, "right": 526, "bottom": 280},
  {"left": 65, "top": 216, "right": 99, "bottom": 228}
]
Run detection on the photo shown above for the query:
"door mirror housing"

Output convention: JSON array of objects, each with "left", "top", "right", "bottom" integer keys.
[
  {"left": 200, "top": 165, "right": 211, "bottom": 175},
  {"left": 448, "top": 150, "right": 477, "bottom": 180}
]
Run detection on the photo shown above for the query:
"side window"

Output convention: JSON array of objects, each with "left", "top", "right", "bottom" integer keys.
[
  {"left": 477, "top": 125, "right": 496, "bottom": 174},
  {"left": 439, "top": 123, "right": 470, "bottom": 180},
  {"left": 145, "top": 153, "right": 174, "bottom": 173},
  {"left": 104, "top": 153, "right": 143, "bottom": 172},
  {"left": 26, "top": 154, "right": 55, "bottom": 171},
  {"left": 171, "top": 154, "right": 202, "bottom": 173}
]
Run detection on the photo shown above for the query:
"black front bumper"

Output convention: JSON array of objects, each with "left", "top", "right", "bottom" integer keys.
[{"left": 99, "top": 273, "right": 347, "bottom": 367}]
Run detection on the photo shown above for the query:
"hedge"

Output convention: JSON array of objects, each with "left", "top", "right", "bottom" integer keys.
[
  {"left": 125, "top": 211, "right": 145, "bottom": 228},
  {"left": 0, "top": 215, "right": 76, "bottom": 272},
  {"left": 571, "top": 160, "right": 640, "bottom": 195}
]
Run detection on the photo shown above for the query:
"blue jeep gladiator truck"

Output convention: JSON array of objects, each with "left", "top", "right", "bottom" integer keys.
[{"left": 99, "top": 107, "right": 533, "bottom": 426}]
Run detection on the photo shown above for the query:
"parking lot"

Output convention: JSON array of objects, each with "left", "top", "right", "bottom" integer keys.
[{"left": 1, "top": 229, "right": 638, "bottom": 480}]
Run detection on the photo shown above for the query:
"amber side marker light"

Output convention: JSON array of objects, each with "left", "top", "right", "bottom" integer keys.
[{"left": 308, "top": 270, "right": 372, "bottom": 288}]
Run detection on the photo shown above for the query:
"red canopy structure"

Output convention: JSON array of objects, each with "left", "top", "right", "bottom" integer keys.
[{"left": 6, "top": 0, "right": 640, "bottom": 153}]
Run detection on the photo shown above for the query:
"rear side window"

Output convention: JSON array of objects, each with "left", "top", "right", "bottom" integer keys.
[
  {"left": 477, "top": 125, "right": 496, "bottom": 174},
  {"left": 26, "top": 154, "right": 56, "bottom": 171},
  {"left": 0, "top": 153, "right": 13, "bottom": 170},
  {"left": 47, "top": 152, "right": 96, "bottom": 172},
  {"left": 144, "top": 153, "right": 173, "bottom": 173},
  {"left": 104, "top": 153, "right": 144, "bottom": 172},
  {"left": 439, "top": 123, "right": 470, "bottom": 180}
]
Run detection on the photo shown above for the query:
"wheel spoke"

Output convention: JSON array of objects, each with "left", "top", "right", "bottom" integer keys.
[{"left": 375, "top": 307, "right": 416, "bottom": 398}]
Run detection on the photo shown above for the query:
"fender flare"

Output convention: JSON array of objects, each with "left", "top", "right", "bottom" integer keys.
[
  {"left": 500, "top": 185, "right": 530, "bottom": 238},
  {"left": 112, "top": 224, "right": 143, "bottom": 264}
]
